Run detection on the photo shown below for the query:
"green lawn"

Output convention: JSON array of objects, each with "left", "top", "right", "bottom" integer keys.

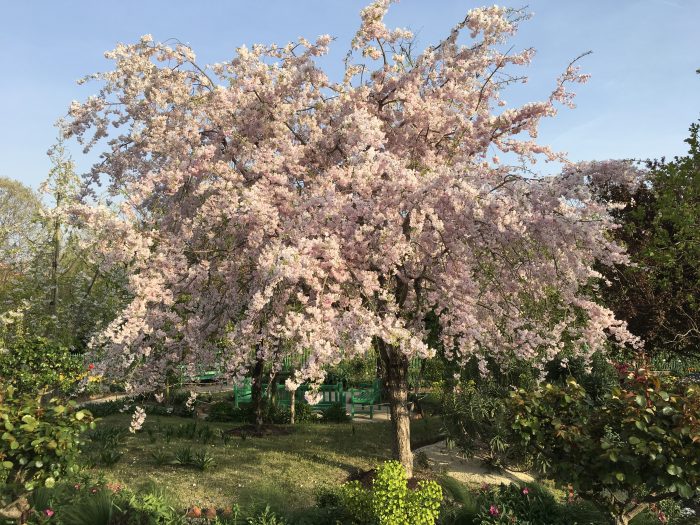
[{"left": 86, "top": 414, "right": 442, "bottom": 513}]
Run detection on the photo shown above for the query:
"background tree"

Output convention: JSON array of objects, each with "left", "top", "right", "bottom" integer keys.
[
  {"left": 68, "top": 1, "right": 639, "bottom": 476},
  {"left": 0, "top": 143, "right": 129, "bottom": 352},
  {"left": 0, "top": 178, "right": 44, "bottom": 314},
  {"left": 594, "top": 121, "right": 700, "bottom": 360}
]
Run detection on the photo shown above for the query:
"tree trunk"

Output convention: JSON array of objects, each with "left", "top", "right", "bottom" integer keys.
[
  {"left": 267, "top": 372, "right": 279, "bottom": 421},
  {"left": 377, "top": 338, "right": 413, "bottom": 478},
  {"left": 290, "top": 388, "right": 296, "bottom": 425},
  {"left": 617, "top": 503, "right": 647, "bottom": 525},
  {"left": 613, "top": 515, "right": 629, "bottom": 525},
  {"left": 49, "top": 213, "right": 61, "bottom": 319},
  {"left": 251, "top": 357, "right": 265, "bottom": 429}
]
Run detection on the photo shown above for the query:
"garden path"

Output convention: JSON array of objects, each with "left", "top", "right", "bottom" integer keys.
[{"left": 414, "top": 440, "right": 534, "bottom": 487}]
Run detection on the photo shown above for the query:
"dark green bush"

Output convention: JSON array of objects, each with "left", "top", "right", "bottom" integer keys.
[
  {"left": 293, "top": 402, "right": 317, "bottom": 423},
  {"left": 322, "top": 402, "right": 350, "bottom": 423},
  {"left": 79, "top": 400, "right": 124, "bottom": 418},
  {"left": 207, "top": 400, "right": 241, "bottom": 422}
]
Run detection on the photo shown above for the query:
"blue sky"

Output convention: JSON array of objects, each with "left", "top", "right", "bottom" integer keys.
[{"left": 1, "top": 0, "right": 698, "bottom": 189}]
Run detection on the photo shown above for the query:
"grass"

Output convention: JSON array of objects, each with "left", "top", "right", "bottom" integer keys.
[{"left": 83, "top": 414, "right": 442, "bottom": 514}]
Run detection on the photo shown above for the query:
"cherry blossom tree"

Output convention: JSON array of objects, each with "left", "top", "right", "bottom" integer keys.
[{"left": 67, "top": 1, "right": 640, "bottom": 475}]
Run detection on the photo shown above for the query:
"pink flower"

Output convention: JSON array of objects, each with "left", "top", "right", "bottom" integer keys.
[
  {"left": 489, "top": 505, "right": 499, "bottom": 516},
  {"left": 74, "top": 483, "right": 81, "bottom": 490},
  {"left": 44, "top": 508, "right": 54, "bottom": 517},
  {"left": 522, "top": 487, "right": 530, "bottom": 495}
]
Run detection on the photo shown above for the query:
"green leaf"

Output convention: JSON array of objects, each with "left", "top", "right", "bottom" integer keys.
[
  {"left": 75, "top": 410, "right": 85, "bottom": 421},
  {"left": 615, "top": 472, "right": 625, "bottom": 481},
  {"left": 667, "top": 464, "right": 683, "bottom": 476},
  {"left": 678, "top": 483, "right": 695, "bottom": 499}
]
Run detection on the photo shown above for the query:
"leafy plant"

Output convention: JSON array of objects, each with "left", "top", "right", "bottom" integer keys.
[
  {"left": 0, "top": 335, "right": 84, "bottom": 395},
  {"left": 594, "top": 120, "right": 700, "bottom": 360},
  {"left": 97, "top": 448, "right": 123, "bottom": 467},
  {"left": 177, "top": 422, "right": 199, "bottom": 440},
  {"left": 173, "top": 446, "right": 193, "bottom": 466},
  {"left": 293, "top": 402, "right": 317, "bottom": 424},
  {"left": 438, "top": 476, "right": 479, "bottom": 525},
  {"left": 126, "top": 482, "right": 184, "bottom": 524},
  {"left": 150, "top": 448, "right": 171, "bottom": 466},
  {"left": 339, "top": 461, "right": 442, "bottom": 525},
  {"left": 219, "top": 428, "right": 232, "bottom": 446},
  {"left": 57, "top": 490, "right": 118, "bottom": 525},
  {"left": 87, "top": 426, "right": 126, "bottom": 447},
  {"left": 191, "top": 450, "right": 215, "bottom": 471},
  {"left": 0, "top": 385, "right": 94, "bottom": 493},
  {"left": 145, "top": 427, "right": 158, "bottom": 444},
  {"left": 162, "top": 425, "right": 175, "bottom": 443},
  {"left": 246, "top": 504, "right": 287, "bottom": 525},
  {"left": 474, "top": 482, "right": 565, "bottom": 525},
  {"left": 509, "top": 367, "right": 700, "bottom": 524},
  {"left": 197, "top": 425, "right": 216, "bottom": 444}
]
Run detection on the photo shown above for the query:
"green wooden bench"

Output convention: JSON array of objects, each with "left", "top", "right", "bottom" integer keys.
[
  {"left": 176, "top": 365, "right": 222, "bottom": 386},
  {"left": 232, "top": 378, "right": 253, "bottom": 407},
  {"left": 233, "top": 381, "right": 344, "bottom": 412},
  {"left": 275, "top": 383, "right": 344, "bottom": 411},
  {"left": 350, "top": 379, "right": 382, "bottom": 419},
  {"left": 193, "top": 369, "right": 220, "bottom": 382}
]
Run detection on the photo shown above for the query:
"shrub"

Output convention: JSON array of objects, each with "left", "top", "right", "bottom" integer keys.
[
  {"left": 79, "top": 399, "right": 124, "bottom": 418},
  {"left": 0, "top": 336, "right": 85, "bottom": 395},
  {"left": 441, "top": 378, "right": 528, "bottom": 470},
  {"left": 474, "top": 483, "right": 565, "bottom": 525},
  {"left": 339, "top": 461, "right": 442, "bottom": 525},
  {"left": 22, "top": 478, "right": 186, "bottom": 525},
  {"left": 293, "top": 401, "right": 317, "bottom": 424},
  {"left": 322, "top": 402, "right": 350, "bottom": 423},
  {"left": 509, "top": 367, "right": 700, "bottom": 524},
  {"left": 57, "top": 490, "right": 118, "bottom": 525},
  {"left": 208, "top": 400, "right": 240, "bottom": 422},
  {"left": 0, "top": 385, "right": 94, "bottom": 493}
]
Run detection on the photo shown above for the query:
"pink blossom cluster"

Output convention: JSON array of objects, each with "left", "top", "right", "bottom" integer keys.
[
  {"left": 129, "top": 406, "right": 146, "bottom": 433},
  {"left": 65, "top": 1, "right": 641, "bottom": 393}
]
